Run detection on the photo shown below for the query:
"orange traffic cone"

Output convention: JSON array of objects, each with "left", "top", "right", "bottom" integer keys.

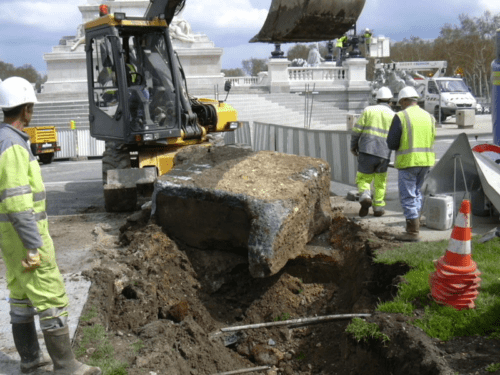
[{"left": 429, "top": 199, "right": 481, "bottom": 310}]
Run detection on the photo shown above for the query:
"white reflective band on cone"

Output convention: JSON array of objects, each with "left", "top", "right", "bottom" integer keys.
[
  {"left": 448, "top": 237, "right": 472, "bottom": 255},
  {"left": 454, "top": 212, "right": 470, "bottom": 229}
]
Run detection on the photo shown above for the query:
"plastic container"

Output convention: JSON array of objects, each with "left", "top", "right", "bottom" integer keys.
[{"left": 424, "top": 195, "right": 454, "bottom": 231}]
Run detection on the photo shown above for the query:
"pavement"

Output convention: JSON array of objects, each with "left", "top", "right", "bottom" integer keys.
[
  {"left": 0, "top": 274, "right": 91, "bottom": 375},
  {"left": 330, "top": 114, "right": 500, "bottom": 242}
]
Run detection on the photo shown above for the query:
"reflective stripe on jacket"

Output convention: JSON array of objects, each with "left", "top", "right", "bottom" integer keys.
[
  {"left": 395, "top": 106, "right": 436, "bottom": 169},
  {"left": 351, "top": 103, "right": 395, "bottom": 159},
  {"left": 0, "top": 124, "right": 46, "bottom": 250}
]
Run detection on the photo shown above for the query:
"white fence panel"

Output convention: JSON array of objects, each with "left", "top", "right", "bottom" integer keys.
[
  {"left": 52, "top": 124, "right": 357, "bottom": 185},
  {"left": 253, "top": 122, "right": 357, "bottom": 185},
  {"left": 55, "top": 129, "right": 105, "bottom": 159}
]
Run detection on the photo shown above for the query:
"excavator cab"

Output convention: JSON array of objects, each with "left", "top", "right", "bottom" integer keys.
[{"left": 85, "top": 16, "right": 204, "bottom": 145}]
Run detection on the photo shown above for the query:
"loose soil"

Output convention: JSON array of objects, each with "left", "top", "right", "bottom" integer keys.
[{"left": 58, "top": 197, "right": 500, "bottom": 375}]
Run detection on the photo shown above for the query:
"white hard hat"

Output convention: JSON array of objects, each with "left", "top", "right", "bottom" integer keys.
[
  {"left": 397, "top": 86, "right": 419, "bottom": 103},
  {"left": 0, "top": 77, "right": 38, "bottom": 109},
  {"left": 365, "top": 28, "right": 370, "bottom": 32},
  {"left": 376, "top": 87, "right": 393, "bottom": 100}
]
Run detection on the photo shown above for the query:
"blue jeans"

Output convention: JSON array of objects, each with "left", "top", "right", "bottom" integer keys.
[{"left": 398, "top": 167, "right": 430, "bottom": 219}]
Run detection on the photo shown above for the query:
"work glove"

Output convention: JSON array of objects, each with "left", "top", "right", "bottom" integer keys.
[
  {"left": 350, "top": 147, "right": 359, "bottom": 157},
  {"left": 22, "top": 249, "right": 41, "bottom": 272}
]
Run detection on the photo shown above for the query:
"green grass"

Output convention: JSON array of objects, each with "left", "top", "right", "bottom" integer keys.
[
  {"left": 486, "top": 363, "right": 500, "bottom": 372},
  {"left": 75, "top": 324, "right": 129, "bottom": 375},
  {"left": 346, "top": 317, "right": 390, "bottom": 344},
  {"left": 273, "top": 312, "right": 292, "bottom": 321},
  {"left": 296, "top": 352, "right": 306, "bottom": 361},
  {"left": 131, "top": 340, "right": 144, "bottom": 354},
  {"left": 374, "top": 236, "right": 500, "bottom": 341},
  {"left": 80, "top": 306, "right": 98, "bottom": 322}
]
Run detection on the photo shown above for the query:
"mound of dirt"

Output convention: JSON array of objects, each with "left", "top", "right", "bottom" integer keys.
[{"left": 75, "top": 200, "right": 500, "bottom": 375}]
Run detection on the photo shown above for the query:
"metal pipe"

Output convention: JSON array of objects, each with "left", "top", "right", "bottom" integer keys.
[
  {"left": 220, "top": 313, "right": 372, "bottom": 332},
  {"left": 212, "top": 366, "right": 271, "bottom": 375}
]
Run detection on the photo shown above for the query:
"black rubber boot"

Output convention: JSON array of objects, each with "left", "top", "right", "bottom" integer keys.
[
  {"left": 12, "top": 322, "right": 51, "bottom": 373},
  {"left": 43, "top": 325, "right": 102, "bottom": 375}
]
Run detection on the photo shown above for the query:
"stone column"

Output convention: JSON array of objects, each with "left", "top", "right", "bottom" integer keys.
[
  {"left": 344, "top": 58, "right": 369, "bottom": 88},
  {"left": 343, "top": 58, "right": 371, "bottom": 112},
  {"left": 267, "top": 58, "right": 291, "bottom": 94}
]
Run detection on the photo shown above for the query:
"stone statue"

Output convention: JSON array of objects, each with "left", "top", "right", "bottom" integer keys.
[
  {"left": 291, "top": 58, "right": 307, "bottom": 67},
  {"left": 386, "top": 71, "right": 406, "bottom": 96},
  {"left": 170, "top": 11, "right": 196, "bottom": 43},
  {"left": 307, "top": 43, "right": 324, "bottom": 67},
  {"left": 400, "top": 70, "right": 426, "bottom": 95},
  {"left": 71, "top": 24, "right": 86, "bottom": 51}
]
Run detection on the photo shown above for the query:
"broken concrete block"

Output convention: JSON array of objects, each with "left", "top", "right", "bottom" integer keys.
[
  {"left": 104, "top": 168, "right": 157, "bottom": 212},
  {"left": 153, "top": 144, "right": 333, "bottom": 278}
]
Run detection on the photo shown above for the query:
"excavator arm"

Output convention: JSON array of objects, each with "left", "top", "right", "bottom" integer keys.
[
  {"left": 144, "top": 0, "right": 186, "bottom": 24},
  {"left": 251, "top": 0, "right": 366, "bottom": 43}
]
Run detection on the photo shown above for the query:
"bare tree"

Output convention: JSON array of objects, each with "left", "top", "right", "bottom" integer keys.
[
  {"left": 386, "top": 11, "right": 499, "bottom": 99},
  {"left": 242, "top": 58, "right": 268, "bottom": 77}
]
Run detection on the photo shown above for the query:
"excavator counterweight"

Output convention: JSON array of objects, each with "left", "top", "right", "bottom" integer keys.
[{"left": 250, "top": 0, "right": 366, "bottom": 43}]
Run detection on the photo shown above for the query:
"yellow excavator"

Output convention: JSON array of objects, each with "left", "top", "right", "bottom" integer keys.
[{"left": 84, "top": 0, "right": 366, "bottom": 211}]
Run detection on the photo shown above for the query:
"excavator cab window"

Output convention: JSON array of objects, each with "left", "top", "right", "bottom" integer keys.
[
  {"left": 127, "top": 30, "right": 178, "bottom": 129},
  {"left": 91, "top": 36, "right": 121, "bottom": 118},
  {"left": 90, "top": 28, "right": 179, "bottom": 131}
]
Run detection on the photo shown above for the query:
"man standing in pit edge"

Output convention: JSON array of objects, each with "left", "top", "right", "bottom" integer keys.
[
  {"left": 350, "top": 87, "right": 395, "bottom": 217},
  {"left": 387, "top": 86, "right": 436, "bottom": 242},
  {"left": 0, "top": 77, "right": 101, "bottom": 375}
]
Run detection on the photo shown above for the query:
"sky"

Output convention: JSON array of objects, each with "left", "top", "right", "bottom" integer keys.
[{"left": 1, "top": 0, "right": 500, "bottom": 76}]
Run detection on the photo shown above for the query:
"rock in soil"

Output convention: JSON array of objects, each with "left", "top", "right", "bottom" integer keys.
[{"left": 153, "top": 144, "right": 333, "bottom": 278}]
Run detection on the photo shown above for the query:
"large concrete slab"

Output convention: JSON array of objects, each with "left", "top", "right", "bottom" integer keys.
[{"left": 153, "top": 144, "right": 334, "bottom": 278}]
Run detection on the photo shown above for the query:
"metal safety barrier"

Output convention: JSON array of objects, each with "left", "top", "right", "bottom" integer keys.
[
  {"left": 55, "top": 129, "right": 105, "bottom": 159},
  {"left": 223, "top": 121, "right": 252, "bottom": 147},
  {"left": 55, "top": 123, "right": 357, "bottom": 185},
  {"left": 253, "top": 122, "right": 357, "bottom": 185}
]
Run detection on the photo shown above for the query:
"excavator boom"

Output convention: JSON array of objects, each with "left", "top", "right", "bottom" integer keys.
[
  {"left": 250, "top": 0, "right": 366, "bottom": 43},
  {"left": 144, "top": 0, "right": 185, "bottom": 23}
]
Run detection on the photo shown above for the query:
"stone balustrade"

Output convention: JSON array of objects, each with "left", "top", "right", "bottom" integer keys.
[
  {"left": 288, "top": 66, "right": 347, "bottom": 83},
  {"left": 226, "top": 77, "right": 260, "bottom": 86}
]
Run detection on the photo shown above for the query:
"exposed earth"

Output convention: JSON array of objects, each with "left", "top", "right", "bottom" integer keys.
[{"left": 20, "top": 195, "right": 500, "bottom": 375}]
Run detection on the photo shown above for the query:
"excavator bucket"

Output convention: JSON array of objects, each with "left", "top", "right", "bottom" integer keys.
[{"left": 250, "top": 0, "right": 366, "bottom": 43}]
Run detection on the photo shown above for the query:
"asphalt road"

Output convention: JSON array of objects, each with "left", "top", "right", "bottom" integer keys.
[{"left": 40, "top": 159, "right": 103, "bottom": 216}]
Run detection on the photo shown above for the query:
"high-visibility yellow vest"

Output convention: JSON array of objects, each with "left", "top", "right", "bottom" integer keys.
[
  {"left": 364, "top": 32, "right": 372, "bottom": 44},
  {"left": 336, "top": 36, "right": 347, "bottom": 48},
  {"left": 352, "top": 104, "right": 394, "bottom": 158},
  {"left": 0, "top": 125, "right": 47, "bottom": 250},
  {"left": 127, "top": 63, "right": 137, "bottom": 84},
  {"left": 395, "top": 105, "right": 436, "bottom": 169}
]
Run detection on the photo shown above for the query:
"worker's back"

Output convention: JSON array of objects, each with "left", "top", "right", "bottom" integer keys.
[{"left": 354, "top": 103, "right": 395, "bottom": 159}]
